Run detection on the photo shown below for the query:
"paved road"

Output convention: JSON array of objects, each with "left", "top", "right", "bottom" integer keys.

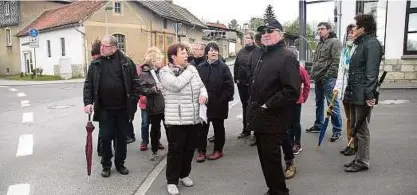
[{"left": 0, "top": 83, "right": 416, "bottom": 195}]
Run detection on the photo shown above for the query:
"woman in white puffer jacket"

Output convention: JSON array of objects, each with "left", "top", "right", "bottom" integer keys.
[
  {"left": 158, "top": 43, "right": 208, "bottom": 195},
  {"left": 333, "top": 24, "right": 357, "bottom": 156}
]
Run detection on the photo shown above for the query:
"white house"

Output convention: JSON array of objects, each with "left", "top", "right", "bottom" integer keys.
[
  {"left": 19, "top": 27, "right": 85, "bottom": 78},
  {"left": 339, "top": 0, "right": 417, "bottom": 82}
]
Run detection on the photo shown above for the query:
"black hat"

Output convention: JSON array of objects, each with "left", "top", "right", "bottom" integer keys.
[{"left": 256, "top": 19, "right": 283, "bottom": 32}]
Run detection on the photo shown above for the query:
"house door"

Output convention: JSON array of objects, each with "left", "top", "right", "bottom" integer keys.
[{"left": 23, "top": 52, "right": 33, "bottom": 73}]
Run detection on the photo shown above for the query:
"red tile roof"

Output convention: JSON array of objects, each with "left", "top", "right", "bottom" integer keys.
[
  {"left": 16, "top": 1, "right": 106, "bottom": 37},
  {"left": 207, "top": 22, "right": 228, "bottom": 29}
]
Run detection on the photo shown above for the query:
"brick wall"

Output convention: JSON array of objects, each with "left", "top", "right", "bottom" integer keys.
[{"left": 380, "top": 59, "right": 417, "bottom": 82}]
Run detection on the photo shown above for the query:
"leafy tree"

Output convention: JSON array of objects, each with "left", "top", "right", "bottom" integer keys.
[
  {"left": 264, "top": 4, "right": 276, "bottom": 20},
  {"left": 283, "top": 18, "right": 318, "bottom": 50},
  {"left": 228, "top": 19, "right": 240, "bottom": 30},
  {"left": 249, "top": 17, "right": 264, "bottom": 31}
]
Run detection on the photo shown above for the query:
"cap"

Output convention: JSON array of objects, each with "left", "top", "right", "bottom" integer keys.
[{"left": 256, "top": 19, "right": 283, "bottom": 32}]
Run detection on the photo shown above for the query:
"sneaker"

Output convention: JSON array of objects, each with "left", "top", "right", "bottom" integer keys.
[
  {"left": 249, "top": 135, "right": 257, "bottom": 146},
  {"left": 306, "top": 126, "right": 321, "bottom": 133},
  {"left": 284, "top": 163, "right": 296, "bottom": 179},
  {"left": 150, "top": 152, "right": 158, "bottom": 161},
  {"left": 343, "top": 147, "right": 355, "bottom": 156},
  {"left": 196, "top": 153, "right": 206, "bottom": 163},
  {"left": 208, "top": 135, "right": 215, "bottom": 143},
  {"left": 344, "top": 160, "right": 356, "bottom": 167},
  {"left": 293, "top": 144, "right": 303, "bottom": 155},
  {"left": 158, "top": 142, "right": 165, "bottom": 150},
  {"left": 140, "top": 143, "right": 148, "bottom": 151},
  {"left": 345, "top": 163, "right": 368, "bottom": 172},
  {"left": 237, "top": 132, "right": 250, "bottom": 139},
  {"left": 330, "top": 133, "right": 342, "bottom": 142},
  {"left": 340, "top": 146, "right": 350, "bottom": 154},
  {"left": 208, "top": 151, "right": 223, "bottom": 160},
  {"left": 180, "top": 176, "right": 194, "bottom": 187},
  {"left": 167, "top": 184, "right": 180, "bottom": 195}
]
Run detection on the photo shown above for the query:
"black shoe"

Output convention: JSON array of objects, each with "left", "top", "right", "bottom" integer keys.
[
  {"left": 97, "top": 150, "right": 102, "bottom": 157},
  {"left": 116, "top": 165, "right": 129, "bottom": 175},
  {"left": 343, "top": 147, "right": 355, "bottom": 156},
  {"left": 249, "top": 136, "right": 257, "bottom": 146},
  {"left": 330, "top": 133, "right": 342, "bottom": 142},
  {"left": 101, "top": 168, "right": 111, "bottom": 177},
  {"left": 345, "top": 163, "right": 368, "bottom": 172},
  {"left": 344, "top": 160, "right": 356, "bottom": 168},
  {"left": 340, "top": 146, "right": 350, "bottom": 154},
  {"left": 237, "top": 132, "right": 250, "bottom": 139},
  {"left": 306, "top": 126, "right": 320, "bottom": 133},
  {"left": 208, "top": 135, "right": 215, "bottom": 143},
  {"left": 126, "top": 137, "right": 136, "bottom": 144}
]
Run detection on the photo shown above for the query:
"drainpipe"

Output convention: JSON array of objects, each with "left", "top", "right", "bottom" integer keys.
[{"left": 74, "top": 22, "right": 88, "bottom": 77}]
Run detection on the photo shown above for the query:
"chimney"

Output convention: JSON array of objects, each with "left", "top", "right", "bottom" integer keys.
[{"left": 165, "top": 0, "right": 173, "bottom": 3}]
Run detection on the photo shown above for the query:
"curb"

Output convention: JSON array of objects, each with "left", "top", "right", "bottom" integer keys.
[{"left": 0, "top": 79, "right": 84, "bottom": 86}]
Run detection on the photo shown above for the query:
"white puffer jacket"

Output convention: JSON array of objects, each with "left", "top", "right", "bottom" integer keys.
[{"left": 159, "top": 64, "right": 208, "bottom": 125}]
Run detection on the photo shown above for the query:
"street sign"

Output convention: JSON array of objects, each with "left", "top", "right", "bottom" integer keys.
[
  {"left": 29, "top": 28, "right": 39, "bottom": 38},
  {"left": 29, "top": 37, "right": 39, "bottom": 48}
]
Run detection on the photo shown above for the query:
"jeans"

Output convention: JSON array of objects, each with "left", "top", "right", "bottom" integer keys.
[
  {"left": 166, "top": 125, "right": 199, "bottom": 185},
  {"left": 140, "top": 109, "right": 150, "bottom": 144},
  {"left": 288, "top": 104, "right": 302, "bottom": 146},
  {"left": 314, "top": 78, "right": 342, "bottom": 134},
  {"left": 99, "top": 109, "right": 128, "bottom": 168}
]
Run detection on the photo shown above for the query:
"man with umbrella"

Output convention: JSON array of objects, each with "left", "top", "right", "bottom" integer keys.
[
  {"left": 83, "top": 35, "right": 140, "bottom": 177},
  {"left": 247, "top": 19, "right": 300, "bottom": 195},
  {"left": 343, "top": 14, "right": 383, "bottom": 172}
]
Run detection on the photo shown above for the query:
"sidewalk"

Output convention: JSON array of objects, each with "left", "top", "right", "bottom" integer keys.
[
  {"left": 310, "top": 81, "right": 417, "bottom": 89},
  {"left": 0, "top": 78, "right": 84, "bottom": 86}
]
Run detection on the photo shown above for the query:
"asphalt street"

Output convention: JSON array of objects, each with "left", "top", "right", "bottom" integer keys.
[{"left": 0, "top": 81, "right": 416, "bottom": 195}]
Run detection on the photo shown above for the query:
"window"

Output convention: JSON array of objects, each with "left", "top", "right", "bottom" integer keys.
[
  {"left": 60, "top": 38, "right": 66, "bottom": 56},
  {"left": 5, "top": 2, "right": 10, "bottom": 16},
  {"left": 356, "top": 1, "right": 387, "bottom": 50},
  {"left": 404, "top": 0, "right": 417, "bottom": 55},
  {"left": 5, "top": 28, "right": 11, "bottom": 46},
  {"left": 113, "top": 34, "right": 126, "bottom": 52},
  {"left": 163, "top": 19, "right": 168, "bottom": 29},
  {"left": 47, "top": 40, "right": 51, "bottom": 57},
  {"left": 114, "top": 1, "right": 121, "bottom": 13}
]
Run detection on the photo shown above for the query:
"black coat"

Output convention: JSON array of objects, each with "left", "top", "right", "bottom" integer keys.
[
  {"left": 138, "top": 64, "right": 165, "bottom": 115},
  {"left": 198, "top": 59, "right": 234, "bottom": 120},
  {"left": 247, "top": 41, "right": 301, "bottom": 134},
  {"left": 190, "top": 55, "right": 206, "bottom": 67},
  {"left": 344, "top": 34, "right": 383, "bottom": 105},
  {"left": 83, "top": 50, "right": 140, "bottom": 122},
  {"left": 234, "top": 45, "right": 257, "bottom": 84}
]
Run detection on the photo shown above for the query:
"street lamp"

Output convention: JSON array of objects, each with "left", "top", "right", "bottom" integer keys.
[{"left": 104, "top": 6, "right": 113, "bottom": 35}]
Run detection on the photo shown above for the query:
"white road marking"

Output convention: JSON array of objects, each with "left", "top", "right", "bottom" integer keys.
[
  {"left": 21, "top": 100, "right": 30, "bottom": 107},
  {"left": 9, "top": 88, "right": 17, "bottom": 92},
  {"left": 17, "top": 92, "right": 26, "bottom": 97},
  {"left": 6, "top": 184, "right": 30, "bottom": 195},
  {"left": 0, "top": 85, "right": 6, "bottom": 88},
  {"left": 16, "top": 134, "right": 33, "bottom": 157},
  {"left": 135, "top": 157, "right": 167, "bottom": 195},
  {"left": 22, "top": 112, "right": 33, "bottom": 123},
  {"left": 236, "top": 114, "right": 243, "bottom": 119}
]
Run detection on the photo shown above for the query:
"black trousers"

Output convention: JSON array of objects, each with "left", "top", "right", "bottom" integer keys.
[
  {"left": 282, "top": 135, "right": 294, "bottom": 164},
  {"left": 237, "top": 83, "right": 250, "bottom": 133},
  {"left": 99, "top": 109, "right": 128, "bottom": 168},
  {"left": 198, "top": 119, "right": 225, "bottom": 153},
  {"left": 149, "top": 113, "right": 166, "bottom": 153},
  {"left": 255, "top": 132, "right": 289, "bottom": 195},
  {"left": 166, "top": 124, "right": 199, "bottom": 185}
]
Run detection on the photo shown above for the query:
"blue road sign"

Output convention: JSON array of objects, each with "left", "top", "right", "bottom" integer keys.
[{"left": 29, "top": 28, "right": 39, "bottom": 37}]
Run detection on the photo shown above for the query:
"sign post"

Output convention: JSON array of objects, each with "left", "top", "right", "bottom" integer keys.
[{"left": 29, "top": 28, "right": 39, "bottom": 79}]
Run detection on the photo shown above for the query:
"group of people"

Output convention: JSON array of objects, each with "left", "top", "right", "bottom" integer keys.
[{"left": 82, "top": 12, "right": 382, "bottom": 195}]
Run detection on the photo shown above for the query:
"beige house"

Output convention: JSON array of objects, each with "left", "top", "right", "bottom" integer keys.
[
  {"left": 7, "top": 0, "right": 206, "bottom": 76},
  {"left": 0, "top": 0, "right": 71, "bottom": 75}
]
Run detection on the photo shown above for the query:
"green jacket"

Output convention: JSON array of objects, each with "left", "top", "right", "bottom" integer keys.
[{"left": 311, "top": 32, "right": 342, "bottom": 81}]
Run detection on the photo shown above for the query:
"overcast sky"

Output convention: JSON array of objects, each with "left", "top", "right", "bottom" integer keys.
[{"left": 174, "top": 0, "right": 335, "bottom": 26}]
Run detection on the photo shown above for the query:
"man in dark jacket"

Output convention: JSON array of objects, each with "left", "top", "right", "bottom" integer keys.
[
  {"left": 247, "top": 19, "right": 300, "bottom": 195},
  {"left": 196, "top": 42, "right": 234, "bottom": 162},
  {"left": 307, "top": 22, "right": 344, "bottom": 143},
  {"left": 343, "top": 14, "right": 383, "bottom": 172},
  {"left": 234, "top": 31, "right": 257, "bottom": 139},
  {"left": 190, "top": 41, "right": 206, "bottom": 66},
  {"left": 83, "top": 35, "right": 140, "bottom": 177}
]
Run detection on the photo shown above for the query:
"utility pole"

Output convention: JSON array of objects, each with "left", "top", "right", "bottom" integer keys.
[{"left": 299, "top": 0, "right": 307, "bottom": 66}]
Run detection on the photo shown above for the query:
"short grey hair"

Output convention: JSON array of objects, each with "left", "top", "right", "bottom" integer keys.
[
  {"left": 194, "top": 41, "right": 206, "bottom": 49},
  {"left": 104, "top": 35, "right": 118, "bottom": 47}
]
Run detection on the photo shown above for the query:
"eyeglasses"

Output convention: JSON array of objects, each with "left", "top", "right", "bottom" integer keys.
[
  {"left": 317, "top": 27, "right": 327, "bottom": 31},
  {"left": 261, "top": 28, "right": 281, "bottom": 35},
  {"left": 101, "top": 44, "right": 113, "bottom": 48}
]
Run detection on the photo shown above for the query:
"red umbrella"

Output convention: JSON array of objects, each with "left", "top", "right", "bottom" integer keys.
[{"left": 85, "top": 114, "right": 95, "bottom": 182}]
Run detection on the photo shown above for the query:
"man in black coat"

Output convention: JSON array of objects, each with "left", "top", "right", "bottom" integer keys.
[
  {"left": 83, "top": 35, "right": 140, "bottom": 177},
  {"left": 247, "top": 19, "right": 300, "bottom": 195},
  {"left": 190, "top": 41, "right": 206, "bottom": 66},
  {"left": 196, "top": 42, "right": 234, "bottom": 162},
  {"left": 343, "top": 14, "right": 383, "bottom": 173},
  {"left": 234, "top": 31, "right": 257, "bottom": 139}
]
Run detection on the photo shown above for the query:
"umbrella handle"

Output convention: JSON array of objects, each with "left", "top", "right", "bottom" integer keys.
[{"left": 88, "top": 114, "right": 91, "bottom": 122}]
